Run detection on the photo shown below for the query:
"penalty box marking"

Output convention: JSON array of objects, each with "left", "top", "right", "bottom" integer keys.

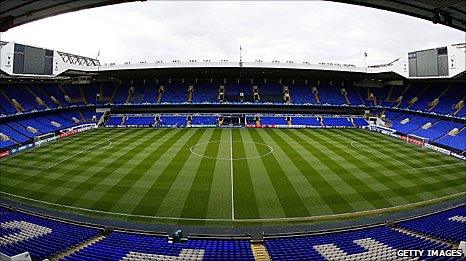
[{"left": 0, "top": 131, "right": 128, "bottom": 170}]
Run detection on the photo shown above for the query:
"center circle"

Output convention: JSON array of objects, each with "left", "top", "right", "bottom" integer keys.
[{"left": 190, "top": 141, "right": 273, "bottom": 160}]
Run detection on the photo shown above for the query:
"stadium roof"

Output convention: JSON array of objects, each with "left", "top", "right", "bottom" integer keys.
[
  {"left": 332, "top": 0, "right": 466, "bottom": 31},
  {"left": 1, "top": 0, "right": 465, "bottom": 32},
  {"left": 0, "top": 0, "right": 143, "bottom": 32}
]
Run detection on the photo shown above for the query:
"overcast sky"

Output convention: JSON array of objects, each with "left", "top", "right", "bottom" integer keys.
[{"left": 1, "top": 1, "right": 464, "bottom": 66}]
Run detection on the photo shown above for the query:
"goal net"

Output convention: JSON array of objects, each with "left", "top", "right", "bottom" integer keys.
[
  {"left": 405, "top": 134, "right": 428, "bottom": 147},
  {"left": 34, "top": 132, "right": 58, "bottom": 147}
]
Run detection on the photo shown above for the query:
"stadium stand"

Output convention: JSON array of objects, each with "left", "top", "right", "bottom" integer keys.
[
  {"left": 435, "top": 128, "right": 466, "bottom": 152},
  {"left": 106, "top": 116, "right": 123, "bottom": 126},
  {"left": 259, "top": 83, "right": 283, "bottom": 104},
  {"left": 0, "top": 139, "right": 16, "bottom": 150},
  {"left": 159, "top": 115, "right": 187, "bottom": 127},
  {"left": 323, "top": 117, "right": 354, "bottom": 127},
  {"left": 289, "top": 85, "right": 314, "bottom": 104},
  {"left": 264, "top": 226, "right": 454, "bottom": 261},
  {"left": 260, "top": 116, "right": 288, "bottom": 125},
  {"left": 1, "top": 205, "right": 463, "bottom": 260},
  {"left": 1, "top": 82, "right": 464, "bottom": 155},
  {"left": 111, "top": 84, "right": 130, "bottom": 104},
  {"left": 191, "top": 115, "right": 218, "bottom": 126},
  {"left": 192, "top": 83, "right": 219, "bottom": 104},
  {"left": 398, "top": 205, "right": 466, "bottom": 243},
  {"left": 291, "top": 116, "right": 321, "bottom": 127},
  {"left": 224, "top": 84, "right": 254, "bottom": 103},
  {"left": 352, "top": 117, "right": 369, "bottom": 127},
  {"left": 391, "top": 116, "right": 434, "bottom": 134},
  {"left": 124, "top": 116, "right": 155, "bottom": 126},
  {"left": 0, "top": 210, "right": 101, "bottom": 260},
  {"left": 160, "top": 84, "right": 188, "bottom": 104},
  {"left": 64, "top": 232, "right": 254, "bottom": 261},
  {"left": 345, "top": 86, "right": 364, "bottom": 106},
  {"left": 318, "top": 82, "right": 346, "bottom": 105},
  {"left": 0, "top": 83, "right": 465, "bottom": 117},
  {"left": 410, "top": 120, "right": 463, "bottom": 141}
]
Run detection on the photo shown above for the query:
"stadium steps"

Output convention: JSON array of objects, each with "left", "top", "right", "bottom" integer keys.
[
  {"left": 356, "top": 87, "right": 364, "bottom": 105},
  {"left": 386, "top": 86, "right": 394, "bottom": 102},
  {"left": 52, "top": 234, "right": 106, "bottom": 260},
  {"left": 98, "top": 83, "right": 111, "bottom": 102},
  {"left": 97, "top": 111, "right": 109, "bottom": 126},
  {"left": 435, "top": 130, "right": 453, "bottom": 142},
  {"left": 0, "top": 88, "right": 23, "bottom": 112},
  {"left": 250, "top": 241, "right": 271, "bottom": 261},
  {"left": 429, "top": 84, "right": 452, "bottom": 111},
  {"left": 157, "top": 86, "right": 164, "bottom": 103},
  {"left": 78, "top": 111, "right": 86, "bottom": 122},
  {"left": 392, "top": 227, "right": 454, "bottom": 247},
  {"left": 187, "top": 85, "right": 194, "bottom": 103},
  {"left": 367, "top": 90, "right": 378, "bottom": 105},
  {"left": 395, "top": 83, "right": 411, "bottom": 108},
  {"left": 26, "top": 87, "right": 49, "bottom": 109},
  {"left": 125, "top": 87, "right": 134, "bottom": 104},
  {"left": 342, "top": 88, "right": 351, "bottom": 105},
  {"left": 312, "top": 86, "right": 320, "bottom": 104},
  {"left": 453, "top": 98, "right": 465, "bottom": 115},
  {"left": 59, "top": 85, "right": 84, "bottom": 103},
  {"left": 406, "top": 85, "right": 430, "bottom": 109},
  {"left": 318, "top": 116, "right": 324, "bottom": 127},
  {"left": 38, "top": 87, "right": 62, "bottom": 106},
  {"left": 79, "top": 86, "right": 88, "bottom": 104},
  {"left": 108, "top": 81, "right": 121, "bottom": 104}
]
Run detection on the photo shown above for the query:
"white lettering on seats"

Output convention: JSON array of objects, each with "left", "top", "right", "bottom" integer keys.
[
  {"left": 449, "top": 216, "right": 466, "bottom": 223},
  {"left": 313, "top": 237, "right": 416, "bottom": 261},
  {"left": 1, "top": 220, "right": 52, "bottom": 245}
]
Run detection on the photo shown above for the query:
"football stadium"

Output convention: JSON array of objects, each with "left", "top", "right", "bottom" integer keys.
[{"left": 0, "top": 1, "right": 465, "bottom": 260}]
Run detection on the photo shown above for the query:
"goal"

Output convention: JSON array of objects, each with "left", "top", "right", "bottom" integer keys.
[
  {"left": 34, "top": 132, "right": 58, "bottom": 147},
  {"left": 405, "top": 134, "right": 428, "bottom": 147}
]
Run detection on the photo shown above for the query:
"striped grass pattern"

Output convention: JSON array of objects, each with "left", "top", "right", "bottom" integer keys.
[{"left": 1, "top": 128, "right": 464, "bottom": 226}]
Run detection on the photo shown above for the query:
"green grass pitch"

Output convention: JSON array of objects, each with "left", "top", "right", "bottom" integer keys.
[{"left": 1, "top": 128, "right": 465, "bottom": 226}]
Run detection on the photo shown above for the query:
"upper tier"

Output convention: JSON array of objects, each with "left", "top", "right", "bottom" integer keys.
[{"left": 1, "top": 81, "right": 464, "bottom": 119}]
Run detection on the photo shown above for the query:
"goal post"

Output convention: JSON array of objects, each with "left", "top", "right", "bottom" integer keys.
[
  {"left": 34, "top": 132, "right": 58, "bottom": 147},
  {"left": 406, "top": 134, "right": 428, "bottom": 147}
]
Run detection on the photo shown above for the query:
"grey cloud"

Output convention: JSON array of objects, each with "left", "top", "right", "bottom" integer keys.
[{"left": 2, "top": 1, "right": 463, "bottom": 66}]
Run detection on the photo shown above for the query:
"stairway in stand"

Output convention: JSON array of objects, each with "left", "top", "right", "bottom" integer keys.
[{"left": 251, "top": 241, "right": 271, "bottom": 261}]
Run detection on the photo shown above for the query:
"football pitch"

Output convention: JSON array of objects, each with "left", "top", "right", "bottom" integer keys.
[{"left": 1, "top": 128, "right": 465, "bottom": 226}]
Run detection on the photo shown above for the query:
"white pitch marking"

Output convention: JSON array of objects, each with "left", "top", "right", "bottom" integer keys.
[
  {"left": 46, "top": 140, "right": 113, "bottom": 169},
  {"left": 189, "top": 140, "right": 273, "bottom": 160},
  {"left": 230, "top": 128, "right": 235, "bottom": 221},
  {"left": 415, "top": 162, "right": 465, "bottom": 170},
  {"left": 1, "top": 140, "right": 112, "bottom": 170},
  {"left": 349, "top": 140, "right": 416, "bottom": 170},
  {"left": 0, "top": 191, "right": 463, "bottom": 222},
  {"left": 0, "top": 191, "right": 232, "bottom": 222},
  {"left": 1, "top": 131, "right": 127, "bottom": 170}
]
